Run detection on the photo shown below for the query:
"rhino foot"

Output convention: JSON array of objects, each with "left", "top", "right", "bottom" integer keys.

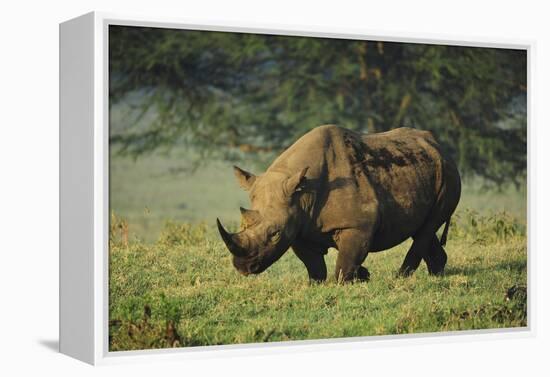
[{"left": 336, "top": 265, "right": 370, "bottom": 283}]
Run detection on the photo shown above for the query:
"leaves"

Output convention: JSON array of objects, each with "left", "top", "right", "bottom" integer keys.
[{"left": 110, "top": 26, "right": 526, "bottom": 186}]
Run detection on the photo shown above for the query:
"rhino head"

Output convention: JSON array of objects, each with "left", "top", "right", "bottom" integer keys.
[{"left": 217, "top": 165, "right": 309, "bottom": 276}]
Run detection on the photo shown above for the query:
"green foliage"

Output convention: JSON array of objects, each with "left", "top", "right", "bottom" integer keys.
[
  {"left": 157, "top": 221, "right": 210, "bottom": 246},
  {"left": 109, "top": 26, "right": 526, "bottom": 186},
  {"left": 450, "top": 209, "right": 526, "bottom": 243},
  {"left": 109, "top": 211, "right": 527, "bottom": 351}
]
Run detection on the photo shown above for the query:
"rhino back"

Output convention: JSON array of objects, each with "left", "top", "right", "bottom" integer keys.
[
  {"left": 356, "top": 128, "right": 450, "bottom": 249},
  {"left": 265, "top": 125, "right": 456, "bottom": 250},
  {"left": 266, "top": 125, "right": 336, "bottom": 175}
]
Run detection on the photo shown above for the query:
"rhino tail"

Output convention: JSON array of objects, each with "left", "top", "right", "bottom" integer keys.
[{"left": 440, "top": 218, "right": 451, "bottom": 247}]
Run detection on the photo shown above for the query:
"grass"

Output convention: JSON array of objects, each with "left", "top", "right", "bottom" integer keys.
[
  {"left": 108, "top": 150, "right": 527, "bottom": 351},
  {"left": 108, "top": 211, "right": 527, "bottom": 351}
]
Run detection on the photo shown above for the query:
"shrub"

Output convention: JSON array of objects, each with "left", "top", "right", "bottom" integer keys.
[
  {"left": 157, "top": 221, "right": 210, "bottom": 246},
  {"left": 450, "top": 209, "right": 525, "bottom": 243}
]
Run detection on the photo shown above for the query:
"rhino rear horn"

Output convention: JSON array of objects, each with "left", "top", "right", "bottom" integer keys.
[
  {"left": 239, "top": 207, "right": 261, "bottom": 228},
  {"left": 216, "top": 218, "right": 249, "bottom": 257}
]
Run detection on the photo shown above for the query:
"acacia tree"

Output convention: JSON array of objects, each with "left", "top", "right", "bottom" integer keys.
[{"left": 109, "top": 25, "right": 526, "bottom": 186}]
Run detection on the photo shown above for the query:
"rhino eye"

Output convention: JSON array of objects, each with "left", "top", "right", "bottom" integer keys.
[{"left": 269, "top": 230, "right": 281, "bottom": 243}]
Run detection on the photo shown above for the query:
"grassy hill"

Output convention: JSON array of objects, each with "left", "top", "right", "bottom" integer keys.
[{"left": 108, "top": 149, "right": 527, "bottom": 351}]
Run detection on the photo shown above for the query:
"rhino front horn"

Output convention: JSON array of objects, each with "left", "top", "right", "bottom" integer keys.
[
  {"left": 216, "top": 218, "right": 249, "bottom": 258},
  {"left": 239, "top": 207, "right": 261, "bottom": 227}
]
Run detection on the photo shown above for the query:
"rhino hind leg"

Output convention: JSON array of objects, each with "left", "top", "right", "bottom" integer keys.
[
  {"left": 398, "top": 230, "right": 434, "bottom": 277},
  {"left": 398, "top": 226, "right": 446, "bottom": 276},
  {"left": 399, "top": 231, "right": 448, "bottom": 277},
  {"left": 425, "top": 235, "right": 447, "bottom": 275}
]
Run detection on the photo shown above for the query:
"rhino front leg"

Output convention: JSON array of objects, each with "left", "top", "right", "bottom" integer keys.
[
  {"left": 292, "top": 240, "right": 327, "bottom": 283},
  {"left": 334, "top": 228, "right": 372, "bottom": 283}
]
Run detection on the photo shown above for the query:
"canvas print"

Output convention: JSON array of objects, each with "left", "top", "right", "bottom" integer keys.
[{"left": 108, "top": 25, "right": 527, "bottom": 351}]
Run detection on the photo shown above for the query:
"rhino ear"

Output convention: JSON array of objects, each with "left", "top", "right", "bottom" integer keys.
[
  {"left": 284, "top": 167, "right": 309, "bottom": 196},
  {"left": 233, "top": 166, "right": 256, "bottom": 191}
]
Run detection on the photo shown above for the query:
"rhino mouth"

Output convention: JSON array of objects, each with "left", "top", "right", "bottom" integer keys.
[
  {"left": 233, "top": 255, "right": 274, "bottom": 276},
  {"left": 218, "top": 217, "right": 293, "bottom": 275},
  {"left": 233, "top": 258, "right": 265, "bottom": 276}
]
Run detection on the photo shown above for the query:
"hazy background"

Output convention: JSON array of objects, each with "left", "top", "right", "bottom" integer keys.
[{"left": 108, "top": 26, "right": 527, "bottom": 242}]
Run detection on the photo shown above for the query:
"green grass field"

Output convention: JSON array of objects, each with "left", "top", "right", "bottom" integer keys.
[{"left": 108, "top": 151, "right": 527, "bottom": 351}]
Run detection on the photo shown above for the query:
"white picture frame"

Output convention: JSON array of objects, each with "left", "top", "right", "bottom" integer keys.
[{"left": 59, "top": 11, "right": 534, "bottom": 365}]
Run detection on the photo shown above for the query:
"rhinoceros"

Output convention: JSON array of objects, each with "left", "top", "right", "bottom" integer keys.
[{"left": 216, "top": 125, "right": 461, "bottom": 282}]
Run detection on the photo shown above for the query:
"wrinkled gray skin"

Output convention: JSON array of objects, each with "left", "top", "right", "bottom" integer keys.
[{"left": 217, "top": 125, "right": 461, "bottom": 282}]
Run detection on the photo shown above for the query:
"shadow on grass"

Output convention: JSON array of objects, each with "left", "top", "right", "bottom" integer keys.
[{"left": 444, "top": 259, "right": 527, "bottom": 277}]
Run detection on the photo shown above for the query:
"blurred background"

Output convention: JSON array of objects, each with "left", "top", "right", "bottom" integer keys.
[{"left": 109, "top": 25, "right": 527, "bottom": 241}]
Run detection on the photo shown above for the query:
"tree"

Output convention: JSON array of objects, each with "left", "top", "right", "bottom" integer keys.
[{"left": 109, "top": 25, "right": 527, "bottom": 186}]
